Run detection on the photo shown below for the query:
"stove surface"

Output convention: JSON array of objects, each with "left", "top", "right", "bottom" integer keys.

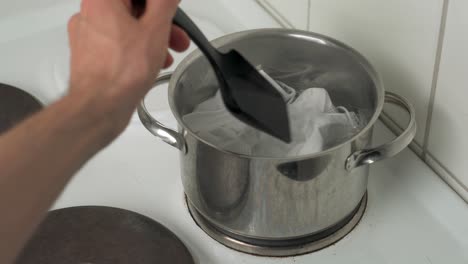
[
  {"left": 1, "top": 1, "right": 468, "bottom": 263},
  {"left": 51, "top": 121, "right": 468, "bottom": 264}
]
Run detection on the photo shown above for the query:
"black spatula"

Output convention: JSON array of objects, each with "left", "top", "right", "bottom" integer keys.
[
  {"left": 173, "top": 8, "right": 291, "bottom": 143},
  {"left": 132, "top": 0, "right": 291, "bottom": 142}
]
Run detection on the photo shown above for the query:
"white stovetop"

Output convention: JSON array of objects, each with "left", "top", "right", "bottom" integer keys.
[
  {"left": 1, "top": 1, "right": 468, "bottom": 263},
  {"left": 51, "top": 120, "right": 468, "bottom": 264}
]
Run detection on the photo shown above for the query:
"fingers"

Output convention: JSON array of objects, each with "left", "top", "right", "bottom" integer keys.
[
  {"left": 162, "top": 26, "right": 191, "bottom": 68},
  {"left": 142, "top": 0, "right": 179, "bottom": 26},
  {"left": 169, "top": 26, "right": 190, "bottom": 52},
  {"left": 98, "top": 0, "right": 143, "bottom": 19},
  {"left": 81, "top": 0, "right": 131, "bottom": 20},
  {"left": 121, "top": 0, "right": 133, "bottom": 13},
  {"left": 129, "top": 0, "right": 146, "bottom": 18},
  {"left": 140, "top": 0, "right": 179, "bottom": 67},
  {"left": 163, "top": 52, "right": 174, "bottom": 68},
  {"left": 67, "top": 14, "right": 81, "bottom": 51}
]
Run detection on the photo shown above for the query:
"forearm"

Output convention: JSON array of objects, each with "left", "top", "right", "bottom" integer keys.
[
  {"left": 0, "top": 95, "right": 114, "bottom": 263},
  {"left": 0, "top": 0, "right": 186, "bottom": 261}
]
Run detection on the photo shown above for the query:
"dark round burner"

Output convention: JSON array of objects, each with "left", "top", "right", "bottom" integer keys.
[
  {"left": 0, "top": 83, "right": 42, "bottom": 135},
  {"left": 16, "top": 206, "right": 195, "bottom": 264}
]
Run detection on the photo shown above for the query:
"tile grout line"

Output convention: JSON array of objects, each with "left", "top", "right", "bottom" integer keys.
[
  {"left": 426, "top": 153, "right": 468, "bottom": 202},
  {"left": 255, "top": 0, "right": 295, "bottom": 29},
  {"left": 307, "top": 0, "right": 311, "bottom": 31},
  {"left": 255, "top": 0, "right": 467, "bottom": 202},
  {"left": 381, "top": 112, "right": 468, "bottom": 203},
  {"left": 422, "top": 0, "right": 450, "bottom": 159},
  {"left": 418, "top": 0, "right": 468, "bottom": 202},
  {"left": 379, "top": 111, "right": 424, "bottom": 157}
]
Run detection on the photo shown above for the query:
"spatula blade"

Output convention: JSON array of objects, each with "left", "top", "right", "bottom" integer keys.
[{"left": 221, "top": 51, "right": 292, "bottom": 143}]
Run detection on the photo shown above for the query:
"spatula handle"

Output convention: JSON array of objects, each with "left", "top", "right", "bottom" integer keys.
[
  {"left": 173, "top": 8, "right": 224, "bottom": 63},
  {"left": 130, "top": 2, "right": 224, "bottom": 65}
]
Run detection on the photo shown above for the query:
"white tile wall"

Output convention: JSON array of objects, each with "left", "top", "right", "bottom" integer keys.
[
  {"left": 256, "top": 0, "right": 309, "bottom": 30},
  {"left": 428, "top": 0, "right": 468, "bottom": 194},
  {"left": 258, "top": 0, "right": 468, "bottom": 202},
  {"left": 259, "top": 0, "right": 443, "bottom": 147},
  {"left": 306, "top": 0, "right": 443, "bottom": 146}
]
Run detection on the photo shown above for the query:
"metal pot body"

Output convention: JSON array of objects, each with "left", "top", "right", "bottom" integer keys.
[
  {"left": 138, "top": 29, "right": 416, "bottom": 241},
  {"left": 179, "top": 130, "right": 371, "bottom": 240}
]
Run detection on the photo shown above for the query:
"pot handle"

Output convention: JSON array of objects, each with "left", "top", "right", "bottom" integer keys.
[
  {"left": 345, "top": 92, "right": 417, "bottom": 171},
  {"left": 137, "top": 72, "right": 186, "bottom": 151}
]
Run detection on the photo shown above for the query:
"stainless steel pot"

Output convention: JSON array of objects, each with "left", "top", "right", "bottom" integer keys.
[{"left": 138, "top": 29, "right": 416, "bottom": 251}]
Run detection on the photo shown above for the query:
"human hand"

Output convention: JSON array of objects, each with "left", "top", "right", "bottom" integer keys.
[{"left": 67, "top": 0, "right": 189, "bottom": 137}]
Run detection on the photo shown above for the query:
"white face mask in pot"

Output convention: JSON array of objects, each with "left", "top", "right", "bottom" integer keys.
[{"left": 182, "top": 70, "right": 362, "bottom": 158}]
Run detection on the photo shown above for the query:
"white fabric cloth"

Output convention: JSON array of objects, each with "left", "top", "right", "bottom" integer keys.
[{"left": 183, "top": 86, "right": 360, "bottom": 157}]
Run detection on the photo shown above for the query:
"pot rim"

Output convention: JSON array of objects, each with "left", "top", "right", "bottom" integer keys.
[{"left": 169, "top": 28, "right": 385, "bottom": 161}]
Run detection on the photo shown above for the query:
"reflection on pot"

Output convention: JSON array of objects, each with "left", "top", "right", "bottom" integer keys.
[
  {"left": 195, "top": 142, "right": 250, "bottom": 219},
  {"left": 277, "top": 155, "right": 331, "bottom": 182}
]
